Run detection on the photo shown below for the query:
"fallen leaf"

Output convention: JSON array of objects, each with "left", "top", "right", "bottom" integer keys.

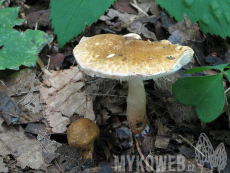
[
  {"left": 153, "top": 71, "right": 200, "bottom": 130},
  {"left": 40, "top": 66, "right": 95, "bottom": 133},
  {"left": 128, "top": 20, "right": 142, "bottom": 34},
  {"left": 25, "top": 9, "right": 51, "bottom": 29},
  {"left": 0, "top": 91, "right": 20, "bottom": 125},
  {"left": 4, "top": 68, "right": 40, "bottom": 97},
  {"left": 113, "top": 0, "right": 138, "bottom": 15},
  {"left": 100, "top": 97, "right": 123, "bottom": 114},
  {"left": 0, "top": 126, "right": 47, "bottom": 170},
  {"left": 3, "top": 68, "right": 44, "bottom": 124},
  {"left": 100, "top": 109, "right": 111, "bottom": 125},
  {"left": 209, "top": 130, "right": 230, "bottom": 145},
  {"left": 141, "top": 25, "right": 157, "bottom": 41},
  {"left": 100, "top": 8, "right": 137, "bottom": 26},
  {"left": 168, "top": 14, "right": 203, "bottom": 44},
  {"left": 55, "top": 144, "right": 83, "bottom": 171},
  {"left": 0, "top": 117, "right": 5, "bottom": 133},
  {"left": 48, "top": 53, "right": 65, "bottom": 70},
  {"left": 38, "top": 133, "right": 62, "bottom": 164},
  {"left": 0, "top": 156, "right": 8, "bottom": 173}
]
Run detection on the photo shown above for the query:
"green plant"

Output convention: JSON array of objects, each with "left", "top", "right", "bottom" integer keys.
[
  {"left": 0, "top": 1, "right": 53, "bottom": 70},
  {"left": 155, "top": 0, "right": 230, "bottom": 39},
  {"left": 50, "top": 0, "right": 116, "bottom": 48},
  {"left": 172, "top": 64, "right": 230, "bottom": 123}
]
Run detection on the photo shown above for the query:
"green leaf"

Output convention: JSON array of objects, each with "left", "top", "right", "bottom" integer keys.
[
  {"left": 0, "top": 6, "right": 53, "bottom": 70},
  {"left": 172, "top": 74, "right": 225, "bottom": 122},
  {"left": 184, "top": 64, "right": 229, "bottom": 74},
  {"left": 50, "top": 0, "right": 116, "bottom": 48},
  {"left": 155, "top": 0, "right": 230, "bottom": 39},
  {"left": 0, "top": 7, "right": 24, "bottom": 28},
  {"left": 224, "top": 69, "right": 230, "bottom": 81}
]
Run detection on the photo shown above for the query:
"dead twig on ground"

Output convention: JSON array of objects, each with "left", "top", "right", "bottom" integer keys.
[{"left": 134, "top": 136, "right": 155, "bottom": 173}]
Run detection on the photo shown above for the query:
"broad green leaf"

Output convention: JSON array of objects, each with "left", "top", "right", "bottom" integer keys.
[
  {"left": 0, "top": 6, "right": 53, "bottom": 70},
  {"left": 0, "top": 1, "right": 3, "bottom": 6},
  {"left": 0, "top": 7, "right": 24, "bottom": 28},
  {"left": 50, "top": 0, "right": 116, "bottom": 48},
  {"left": 172, "top": 74, "right": 225, "bottom": 122},
  {"left": 184, "top": 64, "right": 229, "bottom": 74},
  {"left": 155, "top": 0, "right": 230, "bottom": 39},
  {"left": 224, "top": 69, "right": 230, "bottom": 81}
]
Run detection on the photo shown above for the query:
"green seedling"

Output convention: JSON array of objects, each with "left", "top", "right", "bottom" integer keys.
[
  {"left": 156, "top": 0, "right": 230, "bottom": 39},
  {"left": 0, "top": 2, "right": 53, "bottom": 70},
  {"left": 172, "top": 64, "right": 230, "bottom": 123},
  {"left": 50, "top": 0, "right": 116, "bottom": 48}
]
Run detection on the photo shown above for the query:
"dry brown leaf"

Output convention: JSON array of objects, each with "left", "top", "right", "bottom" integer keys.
[
  {"left": 100, "top": 97, "right": 123, "bottom": 114},
  {"left": 25, "top": 9, "right": 51, "bottom": 29},
  {"left": 155, "top": 136, "right": 170, "bottom": 149},
  {"left": 113, "top": 0, "right": 138, "bottom": 15},
  {"left": 100, "top": 8, "right": 137, "bottom": 26},
  {"left": 37, "top": 132, "right": 62, "bottom": 164},
  {"left": 141, "top": 25, "right": 157, "bottom": 41},
  {"left": 2, "top": 68, "right": 44, "bottom": 124},
  {"left": 168, "top": 14, "right": 203, "bottom": 44},
  {"left": 0, "top": 156, "right": 8, "bottom": 173},
  {"left": 153, "top": 72, "right": 200, "bottom": 130},
  {"left": 136, "top": 0, "right": 152, "bottom": 15},
  {"left": 209, "top": 130, "right": 230, "bottom": 145},
  {"left": 128, "top": 20, "right": 142, "bottom": 34},
  {"left": 0, "top": 126, "right": 47, "bottom": 170},
  {"left": 40, "top": 66, "right": 95, "bottom": 133},
  {"left": 100, "top": 109, "right": 111, "bottom": 124},
  {"left": 0, "top": 117, "right": 5, "bottom": 133},
  {"left": 5, "top": 68, "right": 40, "bottom": 97}
]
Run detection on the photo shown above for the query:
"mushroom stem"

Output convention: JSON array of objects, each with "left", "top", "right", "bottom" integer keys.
[{"left": 127, "top": 78, "right": 148, "bottom": 134}]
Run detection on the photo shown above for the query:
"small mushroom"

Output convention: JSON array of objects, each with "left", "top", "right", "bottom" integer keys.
[
  {"left": 67, "top": 118, "right": 99, "bottom": 160},
  {"left": 73, "top": 34, "right": 194, "bottom": 134}
]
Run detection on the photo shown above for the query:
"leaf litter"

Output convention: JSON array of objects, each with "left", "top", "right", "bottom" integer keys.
[
  {"left": 40, "top": 66, "right": 95, "bottom": 133},
  {"left": 0, "top": 0, "right": 230, "bottom": 172}
]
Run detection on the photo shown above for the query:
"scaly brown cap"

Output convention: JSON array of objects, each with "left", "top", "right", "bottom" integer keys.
[{"left": 73, "top": 34, "right": 194, "bottom": 80}]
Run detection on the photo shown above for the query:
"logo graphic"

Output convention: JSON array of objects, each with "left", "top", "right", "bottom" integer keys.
[
  {"left": 195, "top": 133, "right": 227, "bottom": 172},
  {"left": 113, "top": 133, "right": 227, "bottom": 172}
]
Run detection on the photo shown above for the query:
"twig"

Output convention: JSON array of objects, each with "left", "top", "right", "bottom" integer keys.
[
  {"left": 54, "top": 159, "right": 64, "bottom": 173},
  {"left": 0, "top": 80, "right": 6, "bottom": 86},
  {"left": 15, "top": 69, "right": 35, "bottom": 84},
  {"left": 25, "top": 93, "right": 40, "bottom": 105},
  {"left": 84, "top": 93, "right": 126, "bottom": 97},
  {"left": 47, "top": 55, "right": 51, "bottom": 70},
  {"left": 35, "top": 21, "right": 38, "bottom": 31},
  {"left": 194, "top": 53, "right": 202, "bottom": 66},
  {"left": 134, "top": 136, "right": 155, "bottom": 172},
  {"left": 37, "top": 58, "right": 51, "bottom": 75},
  {"left": 130, "top": 0, "right": 149, "bottom": 16},
  {"left": 179, "top": 135, "right": 205, "bottom": 157}
]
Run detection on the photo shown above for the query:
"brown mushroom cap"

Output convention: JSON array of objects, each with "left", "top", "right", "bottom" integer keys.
[
  {"left": 67, "top": 118, "right": 99, "bottom": 160},
  {"left": 73, "top": 34, "right": 194, "bottom": 80}
]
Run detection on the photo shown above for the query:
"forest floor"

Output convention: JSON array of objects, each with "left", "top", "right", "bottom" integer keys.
[{"left": 0, "top": 0, "right": 230, "bottom": 172}]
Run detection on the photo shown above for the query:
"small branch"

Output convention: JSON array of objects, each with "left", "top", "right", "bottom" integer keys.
[
  {"left": 84, "top": 93, "right": 126, "bottom": 97},
  {"left": 130, "top": 0, "right": 149, "bottom": 16},
  {"left": 135, "top": 136, "right": 155, "bottom": 172},
  {"left": 179, "top": 135, "right": 205, "bottom": 157}
]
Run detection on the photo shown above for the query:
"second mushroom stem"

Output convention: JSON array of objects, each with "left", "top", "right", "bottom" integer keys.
[{"left": 127, "top": 78, "right": 148, "bottom": 134}]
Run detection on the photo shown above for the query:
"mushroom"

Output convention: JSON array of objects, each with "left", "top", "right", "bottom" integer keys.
[
  {"left": 67, "top": 118, "right": 99, "bottom": 160},
  {"left": 73, "top": 34, "right": 194, "bottom": 134}
]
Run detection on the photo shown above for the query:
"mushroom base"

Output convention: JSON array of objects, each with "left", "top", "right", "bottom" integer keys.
[
  {"left": 78, "top": 143, "right": 94, "bottom": 160},
  {"left": 127, "top": 79, "right": 148, "bottom": 134}
]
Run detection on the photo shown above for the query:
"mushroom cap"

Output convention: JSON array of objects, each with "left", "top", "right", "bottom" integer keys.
[
  {"left": 73, "top": 34, "right": 194, "bottom": 80},
  {"left": 67, "top": 118, "right": 99, "bottom": 148}
]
